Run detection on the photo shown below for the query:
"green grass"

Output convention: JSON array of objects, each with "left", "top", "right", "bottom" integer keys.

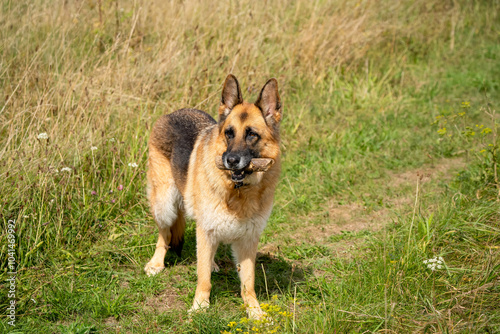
[{"left": 1, "top": 0, "right": 500, "bottom": 333}]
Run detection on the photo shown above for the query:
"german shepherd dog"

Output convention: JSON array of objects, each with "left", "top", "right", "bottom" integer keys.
[{"left": 144, "top": 75, "right": 282, "bottom": 319}]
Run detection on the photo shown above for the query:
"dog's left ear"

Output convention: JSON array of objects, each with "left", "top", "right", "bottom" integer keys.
[
  {"left": 255, "top": 78, "right": 282, "bottom": 127},
  {"left": 219, "top": 74, "right": 243, "bottom": 123}
]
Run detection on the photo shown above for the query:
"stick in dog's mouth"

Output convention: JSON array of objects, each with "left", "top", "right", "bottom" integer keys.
[{"left": 214, "top": 156, "right": 275, "bottom": 173}]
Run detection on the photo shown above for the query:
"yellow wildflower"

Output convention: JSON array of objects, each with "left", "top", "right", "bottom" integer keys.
[{"left": 481, "top": 128, "right": 492, "bottom": 134}]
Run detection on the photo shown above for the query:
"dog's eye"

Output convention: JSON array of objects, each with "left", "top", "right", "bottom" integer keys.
[
  {"left": 225, "top": 128, "right": 235, "bottom": 140},
  {"left": 247, "top": 131, "right": 259, "bottom": 141}
]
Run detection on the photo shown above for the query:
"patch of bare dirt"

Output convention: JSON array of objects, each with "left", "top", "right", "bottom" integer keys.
[
  {"left": 144, "top": 286, "right": 185, "bottom": 314},
  {"left": 293, "top": 158, "right": 464, "bottom": 245},
  {"left": 143, "top": 269, "right": 189, "bottom": 314},
  {"left": 104, "top": 316, "right": 120, "bottom": 326},
  {"left": 258, "top": 244, "right": 280, "bottom": 258},
  {"left": 388, "top": 158, "right": 464, "bottom": 188}
]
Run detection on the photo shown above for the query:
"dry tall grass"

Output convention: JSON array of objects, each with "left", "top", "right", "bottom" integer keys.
[{"left": 1, "top": 0, "right": 462, "bottom": 159}]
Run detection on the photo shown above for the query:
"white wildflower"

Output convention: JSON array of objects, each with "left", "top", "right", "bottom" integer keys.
[
  {"left": 128, "top": 162, "right": 138, "bottom": 168},
  {"left": 109, "top": 138, "right": 115, "bottom": 142},
  {"left": 91, "top": 146, "right": 98, "bottom": 151},
  {"left": 61, "top": 167, "right": 72, "bottom": 172},
  {"left": 423, "top": 256, "right": 446, "bottom": 271},
  {"left": 38, "top": 132, "right": 48, "bottom": 139}
]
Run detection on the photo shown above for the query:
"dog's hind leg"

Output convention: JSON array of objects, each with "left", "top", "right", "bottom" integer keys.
[
  {"left": 144, "top": 221, "right": 172, "bottom": 277},
  {"left": 144, "top": 146, "right": 183, "bottom": 277}
]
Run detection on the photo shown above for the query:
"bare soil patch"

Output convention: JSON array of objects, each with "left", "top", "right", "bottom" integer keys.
[
  {"left": 143, "top": 269, "right": 190, "bottom": 314},
  {"left": 315, "top": 158, "right": 464, "bottom": 238},
  {"left": 388, "top": 158, "right": 464, "bottom": 188},
  {"left": 144, "top": 288, "right": 185, "bottom": 314}
]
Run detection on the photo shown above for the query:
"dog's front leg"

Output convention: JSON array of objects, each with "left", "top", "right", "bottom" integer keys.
[
  {"left": 232, "top": 238, "right": 265, "bottom": 320},
  {"left": 191, "top": 225, "right": 217, "bottom": 312}
]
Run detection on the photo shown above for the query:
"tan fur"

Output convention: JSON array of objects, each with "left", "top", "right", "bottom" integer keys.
[{"left": 144, "top": 75, "right": 282, "bottom": 319}]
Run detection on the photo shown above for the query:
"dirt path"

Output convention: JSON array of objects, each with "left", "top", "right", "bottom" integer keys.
[{"left": 260, "top": 158, "right": 465, "bottom": 259}]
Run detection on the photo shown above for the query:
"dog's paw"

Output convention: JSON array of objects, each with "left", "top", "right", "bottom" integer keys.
[
  {"left": 246, "top": 306, "right": 266, "bottom": 321},
  {"left": 188, "top": 300, "right": 210, "bottom": 315},
  {"left": 144, "top": 262, "right": 165, "bottom": 277},
  {"left": 211, "top": 261, "right": 220, "bottom": 273}
]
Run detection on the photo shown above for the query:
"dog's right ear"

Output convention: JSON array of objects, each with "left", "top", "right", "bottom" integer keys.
[{"left": 218, "top": 74, "right": 243, "bottom": 123}]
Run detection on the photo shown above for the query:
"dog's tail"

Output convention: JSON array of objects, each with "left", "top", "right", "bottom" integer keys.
[{"left": 169, "top": 215, "right": 185, "bottom": 257}]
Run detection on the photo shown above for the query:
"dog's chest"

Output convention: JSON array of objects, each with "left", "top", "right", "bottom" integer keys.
[
  {"left": 188, "top": 196, "right": 272, "bottom": 243},
  {"left": 205, "top": 211, "right": 268, "bottom": 243}
]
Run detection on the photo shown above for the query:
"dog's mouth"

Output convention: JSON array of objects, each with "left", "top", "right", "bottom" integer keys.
[{"left": 230, "top": 169, "right": 253, "bottom": 183}]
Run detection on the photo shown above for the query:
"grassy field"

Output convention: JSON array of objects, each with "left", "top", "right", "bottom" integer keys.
[{"left": 1, "top": 0, "right": 499, "bottom": 333}]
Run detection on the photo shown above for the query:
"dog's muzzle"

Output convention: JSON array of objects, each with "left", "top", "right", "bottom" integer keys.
[{"left": 223, "top": 152, "right": 252, "bottom": 171}]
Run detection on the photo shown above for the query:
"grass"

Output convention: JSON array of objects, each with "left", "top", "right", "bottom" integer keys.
[{"left": 1, "top": 0, "right": 499, "bottom": 332}]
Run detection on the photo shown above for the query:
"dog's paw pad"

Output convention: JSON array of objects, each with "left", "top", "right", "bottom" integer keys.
[{"left": 144, "top": 263, "right": 165, "bottom": 277}]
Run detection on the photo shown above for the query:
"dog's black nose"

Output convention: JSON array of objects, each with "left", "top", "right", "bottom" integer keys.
[{"left": 226, "top": 154, "right": 240, "bottom": 168}]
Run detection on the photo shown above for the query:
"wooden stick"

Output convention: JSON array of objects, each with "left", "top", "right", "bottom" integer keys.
[{"left": 215, "top": 156, "right": 274, "bottom": 172}]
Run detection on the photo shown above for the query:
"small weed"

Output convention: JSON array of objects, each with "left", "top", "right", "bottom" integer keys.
[{"left": 221, "top": 298, "right": 293, "bottom": 334}]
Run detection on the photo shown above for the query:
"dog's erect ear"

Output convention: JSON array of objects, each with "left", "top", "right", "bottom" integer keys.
[
  {"left": 255, "top": 78, "right": 282, "bottom": 127},
  {"left": 218, "top": 74, "right": 243, "bottom": 123}
]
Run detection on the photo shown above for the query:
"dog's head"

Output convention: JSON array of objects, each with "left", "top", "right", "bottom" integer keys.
[{"left": 215, "top": 74, "right": 281, "bottom": 184}]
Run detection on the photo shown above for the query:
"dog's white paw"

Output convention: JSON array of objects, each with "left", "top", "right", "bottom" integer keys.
[
  {"left": 189, "top": 300, "right": 210, "bottom": 315},
  {"left": 211, "top": 261, "right": 220, "bottom": 273},
  {"left": 144, "top": 262, "right": 165, "bottom": 277},
  {"left": 246, "top": 306, "right": 267, "bottom": 321}
]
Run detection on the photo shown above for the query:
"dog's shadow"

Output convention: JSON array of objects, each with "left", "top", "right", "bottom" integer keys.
[{"left": 163, "top": 223, "right": 308, "bottom": 298}]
